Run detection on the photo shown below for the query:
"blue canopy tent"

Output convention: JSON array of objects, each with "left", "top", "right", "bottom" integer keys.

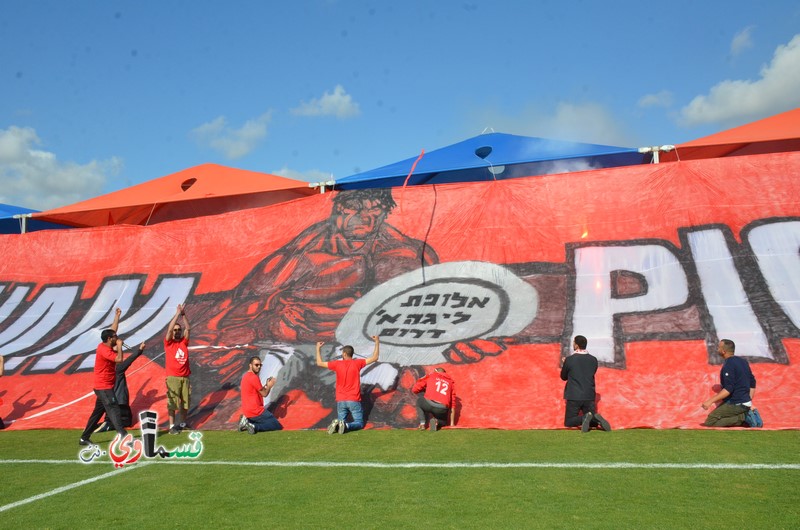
[
  {"left": 333, "top": 132, "right": 649, "bottom": 190},
  {"left": 0, "top": 203, "right": 68, "bottom": 234}
]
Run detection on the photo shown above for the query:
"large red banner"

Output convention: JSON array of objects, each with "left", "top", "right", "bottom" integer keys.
[{"left": 1, "top": 152, "right": 799, "bottom": 431}]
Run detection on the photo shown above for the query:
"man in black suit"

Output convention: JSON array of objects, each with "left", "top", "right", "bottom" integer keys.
[{"left": 560, "top": 335, "right": 612, "bottom": 433}]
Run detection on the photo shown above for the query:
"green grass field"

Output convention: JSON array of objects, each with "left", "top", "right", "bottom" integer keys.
[{"left": 2, "top": 428, "right": 799, "bottom": 528}]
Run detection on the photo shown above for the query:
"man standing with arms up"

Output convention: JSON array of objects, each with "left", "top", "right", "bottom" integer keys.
[
  {"left": 316, "top": 336, "right": 379, "bottom": 434},
  {"left": 165, "top": 304, "right": 191, "bottom": 434},
  {"left": 560, "top": 335, "right": 611, "bottom": 433},
  {"left": 701, "top": 339, "right": 758, "bottom": 427},
  {"left": 238, "top": 356, "right": 283, "bottom": 434}
]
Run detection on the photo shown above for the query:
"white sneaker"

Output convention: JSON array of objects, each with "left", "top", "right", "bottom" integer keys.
[
  {"left": 327, "top": 419, "right": 339, "bottom": 434},
  {"left": 237, "top": 415, "right": 249, "bottom": 432}
]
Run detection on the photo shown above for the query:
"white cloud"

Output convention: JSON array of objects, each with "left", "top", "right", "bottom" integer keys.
[
  {"left": 471, "top": 102, "right": 637, "bottom": 147},
  {"left": 546, "top": 103, "right": 632, "bottom": 144},
  {"left": 680, "top": 34, "right": 800, "bottom": 126},
  {"left": 637, "top": 90, "right": 674, "bottom": 109},
  {"left": 0, "top": 126, "right": 121, "bottom": 210},
  {"left": 191, "top": 111, "right": 272, "bottom": 159},
  {"left": 730, "top": 26, "right": 754, "bottom": 57},
  {"left": 273, "top": 166, "right": 333, "bottom": 184},
  {"left": 291, "top": 85, "right": 361, "bottom": 118}
]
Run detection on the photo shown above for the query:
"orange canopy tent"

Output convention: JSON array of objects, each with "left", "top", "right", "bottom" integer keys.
[
  {"left": 660, "top": 107, "right": 800, "bottom": 162},
  {"left": 32, "top": 163, "right": 316, "bottom": 228}
]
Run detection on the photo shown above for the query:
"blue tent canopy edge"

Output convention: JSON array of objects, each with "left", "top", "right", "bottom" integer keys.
[
  {"left": 335, "top": 132, "right": 649, "bottom": 189},
  {"left": 0, "top": 203, "right": 67, "bottom": 234}
]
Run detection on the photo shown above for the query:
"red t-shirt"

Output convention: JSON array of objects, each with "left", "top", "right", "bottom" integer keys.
[
  {"left": 164, "top": 337, "right": 191, "bottom": 377},
  {"left": 94, "top": 343, "right": 118, "bottom": 390},
  {"left": 413, "top": 372, "right": 456, "bottom": 409},
  {"left": 328, "top": 358, "right": 367, "bottom": 402},
  {"left": 240, "top": 371, "right": 265, "bottom": 418}
]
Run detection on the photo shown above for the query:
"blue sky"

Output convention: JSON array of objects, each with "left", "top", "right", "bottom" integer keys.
[{"left": 2, "top": 1, "right": 800, "bottom": 210}]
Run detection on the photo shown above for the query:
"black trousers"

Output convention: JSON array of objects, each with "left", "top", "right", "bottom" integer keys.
[
  {"left": 564, "top": 399, "right": 597, "bottom": 428},
  {"left": 80, "top": 389, "right": 127, "bottom": 440},
  {"left": 102, "top": 404, "right": 132, "bottom": 428}
]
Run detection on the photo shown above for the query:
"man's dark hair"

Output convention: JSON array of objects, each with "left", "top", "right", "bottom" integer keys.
[
  {"left": 342, "top": 345, "right": 355, "bottom": 358},
  {"left": 574, "top": 335, "right": 588, "bottom": 349},
  {"left": 249, "top": 356, "right": 261, "bottom": 364},
  {"left": 333, "top": 189, "right": 396, "bottom": 212},
  {"left": 101, "top": 329, "right": 116, "bottom": 343},
  {"left": 720, "top": 339, "right": 736, "bottom": 354}
]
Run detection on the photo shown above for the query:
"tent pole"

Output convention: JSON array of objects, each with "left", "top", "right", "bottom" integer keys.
[
  {"left": 12, "top": 213, "right": 30, "bottom": 234},
  {"left": 309, "top": 180, "right": 336, "bottom": 193},
  {"left": 638, "top": 145, "right": 676, "bottom": 164}
]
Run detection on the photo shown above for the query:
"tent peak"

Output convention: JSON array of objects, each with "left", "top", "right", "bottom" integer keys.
[
  {"left": 335, "top": 132, "right": 644, "bottom": 189},
  {"left": 31, "top": 163, "right": 316, "bottom": 228}
]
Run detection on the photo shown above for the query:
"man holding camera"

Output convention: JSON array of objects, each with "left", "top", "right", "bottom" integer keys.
[{"left": 79, "top": 308, "right": 144, "bottom": 445}]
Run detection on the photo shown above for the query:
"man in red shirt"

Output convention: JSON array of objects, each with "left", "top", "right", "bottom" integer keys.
[
  {"left": 165, "top": 304, "right": 191, "bottom": 434},
  {"left": 412, "top": 367, "right": 456, "bottom": 432},
  {"left": 79, "top": 308, "right": 143, "bottom": 445},
  {"left": 315, "top": 336, "right": 379, "bottom": 434},
  {"left": 238, "top": 356, "right": 283, "bottom": 434}
]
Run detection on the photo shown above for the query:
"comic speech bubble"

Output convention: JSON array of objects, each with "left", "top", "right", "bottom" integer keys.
[{"left": 337, "top": 261, "right": 538, "bottom": 365}]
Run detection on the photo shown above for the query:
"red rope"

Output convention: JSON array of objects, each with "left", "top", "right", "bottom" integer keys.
[{"left": 399, "top": 149, "right": 425, "bottom": 214}]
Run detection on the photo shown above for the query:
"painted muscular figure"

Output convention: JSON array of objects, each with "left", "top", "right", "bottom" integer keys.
[{"left": 213, "top": 188, "right": 439, "bottom": 345}]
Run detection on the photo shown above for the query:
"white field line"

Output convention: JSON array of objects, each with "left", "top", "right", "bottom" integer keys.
[
  {"left": 0, "top": 460, "right": 149, "bottom": 513},
  {"left": 1, "top": 459, "right": 798, "bottom": 469},
  {"left": 2, "top": 459, "right": 797, "bottom": 513},
  {"left": 128, "top": 460, "right": 800, "bottom": 469}
]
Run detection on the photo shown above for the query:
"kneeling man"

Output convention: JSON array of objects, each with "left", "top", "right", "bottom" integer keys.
[{"left": 239, "top": 356, "right": 283, "bottom": 434}]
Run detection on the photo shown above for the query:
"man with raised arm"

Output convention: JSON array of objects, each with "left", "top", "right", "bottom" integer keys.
[
  {"left": 79, "top": 308, "right": 144, "bottom": 445},
  {"left": 165, "top": 304, "right": 191, "bottom": 434},
  {"left": 316, "top": 336, "right": 379, "bottom": 434}
]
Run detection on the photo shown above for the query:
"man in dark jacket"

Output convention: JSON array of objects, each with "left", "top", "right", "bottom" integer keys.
[
  {"left": 701, "top": 339, "right": 757, "bottom": 427},
  {"left": 560, "top": 335, "right": 611, "bottom": 433}
]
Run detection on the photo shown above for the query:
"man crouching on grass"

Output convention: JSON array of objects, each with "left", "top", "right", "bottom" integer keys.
[
  {"left": 701, "top": 339, "right": 757, "bottom": 427},
  {"left": 316, "top": 336, "right": 379, "bottom": 434}
]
